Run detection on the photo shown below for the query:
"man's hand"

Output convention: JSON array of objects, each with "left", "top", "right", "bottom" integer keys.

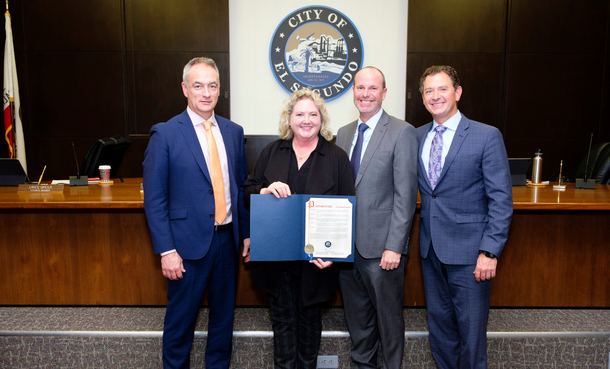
[
  {"left": 473, "top": 253, "right": 498, "bottom": 282},
  {"left": 161, "top": 252, "right": 185, "bottom": 280},
  {"left": 311, "top": 258, "right": 333, "bottom": 269},
  {"left": 261, "top": 181, "right": 291, "bottom": 198},
  {"left": 379, "top": 249, "right": 401, "bottom": 271},
  {"left": 242, "top": 238, "right": 251, "bottom": 263}
]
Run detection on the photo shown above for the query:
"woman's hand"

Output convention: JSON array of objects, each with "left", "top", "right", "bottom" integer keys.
[
  {"left": 311, "top": 258, "right": 333, "bottom": 269},
  {"left": 261, "top": 181, "right": 292, "bottom": 198}
]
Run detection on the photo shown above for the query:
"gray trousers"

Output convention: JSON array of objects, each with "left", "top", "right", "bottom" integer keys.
[{"left": 339, "top": 250, "right": 406, "bottom": 369}]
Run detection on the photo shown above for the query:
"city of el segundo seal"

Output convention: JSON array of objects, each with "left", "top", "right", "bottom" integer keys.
[{"left": 269, "top": 6, "right": 363, "bottom": 101}]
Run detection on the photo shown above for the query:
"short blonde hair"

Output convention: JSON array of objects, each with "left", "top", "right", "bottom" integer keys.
[{"left": 278, "top": 89, "right": 333, "bottom": 141}]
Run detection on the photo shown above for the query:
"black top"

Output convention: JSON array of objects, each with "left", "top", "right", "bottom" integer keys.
[
  {"left": 287, "top": 140, "right": 316, "bottom": 195},
  {"left": 244, "top": 136, "right": 355, "bottom": 306}
]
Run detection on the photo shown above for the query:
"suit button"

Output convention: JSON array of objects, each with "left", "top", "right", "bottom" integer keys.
[
  {"left": 210, "top": 214, "right": 214, "bottom": 218},
  {"left": 432, "top": 195, "right": 437, "bottom": 199},
  {"left": 209, "top": 189, "right": 213, "bottom": 194}
]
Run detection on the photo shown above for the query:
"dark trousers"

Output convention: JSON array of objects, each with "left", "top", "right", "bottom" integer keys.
[
  {"left": 267, "top": 269, "right": 323, "bottom": 369},
  {"left": 339, "top": 250, "right": 405, "bottom": 369},
  {"left": 422, "top": 244, "right": 491, "bottom": 369},
  {"left": 162, "top": 225, "right": 236, "bottom": 369}
]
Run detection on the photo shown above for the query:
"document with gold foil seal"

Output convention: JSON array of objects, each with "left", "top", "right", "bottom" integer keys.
[{"left": 305, "top": 197, "right": 353, "bottom": 259}]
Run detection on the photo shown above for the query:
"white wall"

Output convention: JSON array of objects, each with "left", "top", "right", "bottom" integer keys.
[{"left": 229, "top": 0, "right": 408, "bottom": 135}]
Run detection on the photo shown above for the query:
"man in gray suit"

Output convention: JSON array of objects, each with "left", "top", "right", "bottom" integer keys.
[
  {"left": 337, "top": 66, "right": 418, "bottom": 369},
  {"left": 417, "top": 65, "right": 512, "bottom": 368}
]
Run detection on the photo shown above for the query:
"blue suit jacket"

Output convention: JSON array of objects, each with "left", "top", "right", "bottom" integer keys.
[
  {"left": 143, "top": 110, "right": 250, "bottom": 259},
  {"left": 416, "top": 115, "right": 512, "bottom": 265}
]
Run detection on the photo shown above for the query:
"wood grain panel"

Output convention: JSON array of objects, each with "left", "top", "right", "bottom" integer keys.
[
  {"left": 1, "top": 207, "right": 609, "bottom": 306},
  {"left": 21, "top": 0, "right": 124, "bottom": 51},
  {"left": 125, "top": 0, "right": 229, "bottom": 52},
  {"left": 408, "top": 0, "right": 507, "bottom": 53},
  {"left": 492, "top": 211, "right": 610, "bottom": 307},
  {"left": 25, "top": 53, "right": 126, "bottom": 138},
  {"left": 0, "top": 210, "right": 167, "bottom": 305},
  {"left": 505, "top": 54, "right": 604, "bottom": 141},
  {"left": 406, "top": 53, "right": 504, "bottom": 129},
  {"left": 130, "top": 52, "right": 231, "bottom": 135},
  {"left": 510, "top": 0, "right": 608, "bottom": 54}
]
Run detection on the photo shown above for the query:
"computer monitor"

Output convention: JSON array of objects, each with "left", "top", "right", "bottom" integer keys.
[
  {"left": 0, "top": 158, "right": 27, "bottom": 186},
  {"left": 508, "top": 158, "right": 532, "bottom": 186}
]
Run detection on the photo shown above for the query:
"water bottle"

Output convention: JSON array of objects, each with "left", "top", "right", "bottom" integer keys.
[{"left": 532, "top": 149, "right": 543, "bottom": 184}]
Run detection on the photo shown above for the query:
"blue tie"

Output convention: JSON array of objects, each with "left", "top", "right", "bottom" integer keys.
[{"left": 351, "top": 123, "right": 369, "bottom": 179}]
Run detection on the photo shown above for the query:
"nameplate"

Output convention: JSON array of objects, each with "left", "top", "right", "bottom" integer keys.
[{"left": 18, "top": 184, "right": 65, "bottom": 192}]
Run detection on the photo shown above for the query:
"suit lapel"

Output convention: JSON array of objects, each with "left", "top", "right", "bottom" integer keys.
[
  {"left": 356, "top": 112, "right": 388, "bottom": 186},
  {"left": 339, "top": 121, "right": 357, "bottom": 153},
  {"left": 438, "top": 116, "right": 470, "bottom": 184},
  {"left": 177, "top": 111, "right": 212, "bottom": 184}
]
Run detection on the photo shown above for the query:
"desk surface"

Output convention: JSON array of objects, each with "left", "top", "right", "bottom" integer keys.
[
  {"left": 1, "top": 179, "right": 609, "bottom": 210},
  {"left": 0, "top": 178, "right": 144, "bottom": 209}
]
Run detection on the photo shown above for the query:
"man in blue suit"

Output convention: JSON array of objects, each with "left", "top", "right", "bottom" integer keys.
[
  {"left": 416, "top": 65, "right": 512, "bottom": 368},
  {"left": 143, "top": 57, "right": 250, "bottom": 369}
]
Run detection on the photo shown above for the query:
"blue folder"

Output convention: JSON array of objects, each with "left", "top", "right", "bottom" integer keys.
[{"left": 250, "top": 194, "right": 356, "bottom": 262}]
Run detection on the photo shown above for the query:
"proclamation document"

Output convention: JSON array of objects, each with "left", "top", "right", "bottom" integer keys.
[{"left": 304, "top": 197, "right": 353, "bottom": 259}]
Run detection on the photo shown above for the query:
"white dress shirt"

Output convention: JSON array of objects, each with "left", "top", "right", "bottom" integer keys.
[
  {"left": 421, "top": 110, "right": 462, "bottom": 171},
  {"left": 348, "top": 108, "right": 384, "bottom": 162}
]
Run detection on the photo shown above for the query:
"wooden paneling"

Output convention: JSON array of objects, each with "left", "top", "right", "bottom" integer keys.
[
  {"left": 2, "top": 0, "right": 231, "bottom": 182},
  {"left": 21, "top": 0, "right": 124, "bottom": 51},
  {"left": 602, "top": 29, "right": 610, "bottom": 140},
  {"left": 509, "top": 0, "right": 608, "bottom": 54},
  {"left": 406, "top": 54, "right": 504, "bottom": 129},
  {"left": 0, "top": 210, "right": 167, "bottom": 305},
  {"left": 493, "top": 211, "right": 610, "bottom": 306},
  {"left": 407, "top": 0, "right": 507, "bottom": 53},
  {"left": 129, "top": 52, "right": 231, "bottom": 135},
  {"left": 1, "top": 182, "right": 609, "bottom": 307},
  {"left": 505, "top": 55, "right": 604, "bottom": 141},
  {"left": 25, "top": 53, "right": 126, "bottom": 138},
  {"left": 22, "top": 52, "right": 127, "bottom": 180},
  {"left": 125, "top": 0, "right": 229, "bottom": 52},
  {"left": 505, "top": 54, "right": 605, "bottom": 180}
]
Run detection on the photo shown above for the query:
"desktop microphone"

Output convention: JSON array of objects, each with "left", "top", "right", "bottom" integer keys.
[
  {"left": 575, "top": 133, "right": 595, "bottom": 189},
  {"left": 69, "top": 141, "right": 88, "bottom": 186}
]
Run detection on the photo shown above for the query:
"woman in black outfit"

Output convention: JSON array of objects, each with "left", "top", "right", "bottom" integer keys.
[{"left": 243, "top": 88, "right": 355, "bottom": 369}]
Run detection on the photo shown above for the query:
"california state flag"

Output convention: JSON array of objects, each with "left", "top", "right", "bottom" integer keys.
[{"left": 4, "top": 7, "right": 26, "bottom": 174}]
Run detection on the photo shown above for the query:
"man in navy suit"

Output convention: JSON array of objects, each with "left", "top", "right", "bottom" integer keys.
[
  {"left": 143, "top": 57, "right": 250, "bottom": 369},
  {"left": 416, "top": 65, "right": 512, "bottom": 368}
]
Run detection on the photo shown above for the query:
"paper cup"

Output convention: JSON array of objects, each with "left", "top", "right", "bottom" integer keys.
[{"left": 99, "top": 165, "right": 111, "bottom": 182}]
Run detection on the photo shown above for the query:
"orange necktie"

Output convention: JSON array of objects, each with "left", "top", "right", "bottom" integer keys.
[{"left": 203, "top": 121, "right": 226, "bottom": 224}]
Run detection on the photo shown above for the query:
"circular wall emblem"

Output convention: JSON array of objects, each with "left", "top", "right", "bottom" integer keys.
[{"left": 270, "top": 6, "right": 364, "bottom": 101}]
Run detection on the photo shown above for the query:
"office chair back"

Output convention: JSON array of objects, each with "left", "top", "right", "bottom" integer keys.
[
  {"left": 81, "top": 136, "right": 132, "bottom": 179},
  {"left": 575, "top": 142, "right": 610, "bottom": 184}
]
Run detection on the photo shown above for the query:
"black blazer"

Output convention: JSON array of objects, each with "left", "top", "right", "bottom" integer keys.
[{"left": 244, "top": 137, "right": 355, "bottom": 306}]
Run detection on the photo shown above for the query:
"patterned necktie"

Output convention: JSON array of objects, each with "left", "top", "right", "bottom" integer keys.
[
  {"left": 350, "top": 123, "right": 369, "bottom": 179},
  {"left": 428, "top": 125, "right": 447, "bottom": 189},
  {"left": 203, "top": 121, "right": 226, "bottom": 224}
]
